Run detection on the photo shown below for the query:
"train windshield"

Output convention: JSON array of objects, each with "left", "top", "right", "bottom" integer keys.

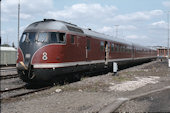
[
  {"left": 20, "top": 32, "right": 36, "bottom": 43},
  {"left": 20, "top": 32, "right": 66, "bottom": 44},
  {"left": 36, "top": 32, "right": 48, "bottom": 42},
  {"left": 50, "top": 32, "right": 66, "bottom": 44}
]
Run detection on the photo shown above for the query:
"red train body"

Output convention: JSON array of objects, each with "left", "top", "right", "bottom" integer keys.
[{"left": 17, "top": 19, "right": 157, "bottom": 83}]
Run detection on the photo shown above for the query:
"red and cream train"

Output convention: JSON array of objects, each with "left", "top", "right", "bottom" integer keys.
[{"left": 17, "top": 19, "right": 157, "bottom": 82}]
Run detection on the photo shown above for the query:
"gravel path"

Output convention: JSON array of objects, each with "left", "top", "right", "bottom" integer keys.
[
  {"left": 116, "top": 88, "right": 170, "bottom": 112},
  {"left": 1, "top": 59, "right": 170, "bottom": 113}
]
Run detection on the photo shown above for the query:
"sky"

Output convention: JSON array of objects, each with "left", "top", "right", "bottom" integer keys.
[{"left": 1, "top": 0, "right": 170, "bottom": 47}]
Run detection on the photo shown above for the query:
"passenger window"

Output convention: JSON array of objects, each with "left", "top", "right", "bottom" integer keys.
[
  {"left": 120, "top": 46, "right": 123, "bottom": 52},
  {"left": 129, "top": 46, "right": 132, "bottom": 52},
  {"left": 125, "top": 46, "right": 127, "bottom": 52},
  {"left": 116, "top": 44, "right": 119, "bottom": 52},
  {"left": 111, "top": 43, "right": 114, "bottom": 52},
  {"left": 50, "top": 32, "right": 65, "bottom": 43},
  {"left": 100, "top": 41, "right": 104, "bottom": 51},
  {"left": 71, "top": 35, "right": 75, "bottom": 44},
  {"left": 122, "top": 46, "right": 124, "bottom": 52},
  {"left": 37, "top": 32, "right": 48, "bottom": 42}
]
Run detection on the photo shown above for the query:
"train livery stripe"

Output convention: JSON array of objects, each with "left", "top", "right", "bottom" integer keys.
[
  {"left": 33, "top": 60, "right": 105, "bottom": 68},
  {"left": 33, "top": 56, "right": 156, "bottom": 68}
]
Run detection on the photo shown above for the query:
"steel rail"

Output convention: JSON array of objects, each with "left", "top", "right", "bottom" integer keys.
[
  {"left": 0, "top": 74, "right": 19, "bottom": 80},
  {"left": 1, "top": 86, "right": 51, "bottom": 101}
]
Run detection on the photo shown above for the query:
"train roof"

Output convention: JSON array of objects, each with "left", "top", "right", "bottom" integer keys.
[
  {"left": 25, "top": 19, "right": 83, "bottom": 33},
  {"left": 26, "top": 19, "right": 68, "bottom": 32},
  {"left": 25, "top": 19, "right": 132, "bottom": 45},
  {"left": 24, "top": 19, "right": 153, "bottom": 50},
  {"left": 82, "top": 28, "right": 132, "bottom": 45}
]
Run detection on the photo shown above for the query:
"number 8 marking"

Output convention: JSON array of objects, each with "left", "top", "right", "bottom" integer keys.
[{"left": 42, "top": 52, "right": 48, "bottom": 60}]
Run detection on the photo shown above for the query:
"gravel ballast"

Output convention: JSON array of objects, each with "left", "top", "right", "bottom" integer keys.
[{"left": 1, "top": 60, "right": 170, "bottom": 113}]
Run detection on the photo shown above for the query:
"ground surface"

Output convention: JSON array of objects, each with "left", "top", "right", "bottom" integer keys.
[
  {"left": 116, "top": 89, "right": 170, "bottom": 112},
  {"left": 1, "top": 59, "right": 170, "bottom": 113}
]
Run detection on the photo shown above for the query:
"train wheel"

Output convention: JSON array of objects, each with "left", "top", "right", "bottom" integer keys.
[
  {"left": 72, "top": 73, "right": 81, "bottom": 82},
  {"left": 18, "top": 70, "right": 30, "bottom": 82},
  {"left": 64, "top": 73, "right": 81, "bottom": 83}
]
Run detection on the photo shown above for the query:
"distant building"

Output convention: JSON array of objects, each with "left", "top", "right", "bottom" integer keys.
[
  {"left": 151, "top": 46, "right": 170, "bottom": 58},
  {"left": 0, "top": 46, "right": 17, "bottom": 66}
]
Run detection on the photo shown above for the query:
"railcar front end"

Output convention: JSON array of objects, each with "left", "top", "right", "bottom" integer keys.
[{"left": 17, "top": 30, "right": 67, "bottom": 82}]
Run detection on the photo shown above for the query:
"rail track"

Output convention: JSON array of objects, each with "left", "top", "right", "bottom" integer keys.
[
  {"left": 1, "top": 67, "right": 52, "bottom": 101},
  {"left": 0, "top": 69, "right": 52, "bottom": 101},
  {"left": 0, "top": 66, "right": 18, "bottom": 80},
  {"left": 0, "top": 74, "right": 19, "bottom": 80},
  {"left": 1, "top": 84, "right": 52, "bottom": 101},
  {"left": 0, "top": 66, "right": 112, "bottom": 101},
  {"left": 0, "top": 85, "right": 26, "bottom": 93},
  {"left": 0, "top": 66, "right": 16, "bottom": 70},
  {"left": 0, "top": 68, "right": 16, "bottom": 71}
]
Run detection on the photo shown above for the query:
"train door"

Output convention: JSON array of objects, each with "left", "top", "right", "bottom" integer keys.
[
  {"left": 86, "top": 37, "right": 90, "bottom": 60},
  {"left": 105, "top": 41, "right": 109, "bottom": 65}
]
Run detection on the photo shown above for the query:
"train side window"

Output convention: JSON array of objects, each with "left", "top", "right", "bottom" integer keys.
[
  {"left": 123, "top": 46, "right": 125, "bottom": 52},
  {"left": 129, "top": 47, "right": 131, "bottom": 52},
  {"left": 100, "top": 41, "right": 104, "bottom": 51},
  {"left": 58, "top": 33, "right": 65, "bottom": 43},
  {"left": 50, "top": 32, "right": 65, "bottom": 44},
  {"left": 87, "top": 39, "right": 90, "bottom": 50},
  {"left": 71, "top": 35, "right": 75, "bottom": 44},
  {"left": 122, "top": 46, "right": 124, "bottom": 52},
  {"left": 111, "top": 43, "right": 114, "bottom": 52},
  {"left": 119, "top": 45, "right": 121, "bottom": 52},
  {"left": 114, "top": 44, "right": 117, "bottom": 51},
  {"left": 127, "top": 46, "right": 129, "bottom": 52},
  {"left": 123, "top": 46, "right": 126, "bottom": 52},
  {"left": 128, "top": 46, "right": 131, "bottom": 53},
  {"left": 124, "top": 46, "right": 127, "bottom": 52},
  {"left": 117, "top": 45, "right": 119, "bottom": 52},
  {"left": 120, "top": 46, "right": 122, "bottom": 52}
]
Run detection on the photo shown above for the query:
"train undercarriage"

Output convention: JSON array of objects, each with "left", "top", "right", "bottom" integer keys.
[{"left": 17, "top": 57, "right": 156, "bottom": 84}]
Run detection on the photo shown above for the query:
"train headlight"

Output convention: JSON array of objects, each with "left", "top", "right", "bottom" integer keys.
[{"left": 25, "top": 54, "right": 31, "bottom": 58}]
